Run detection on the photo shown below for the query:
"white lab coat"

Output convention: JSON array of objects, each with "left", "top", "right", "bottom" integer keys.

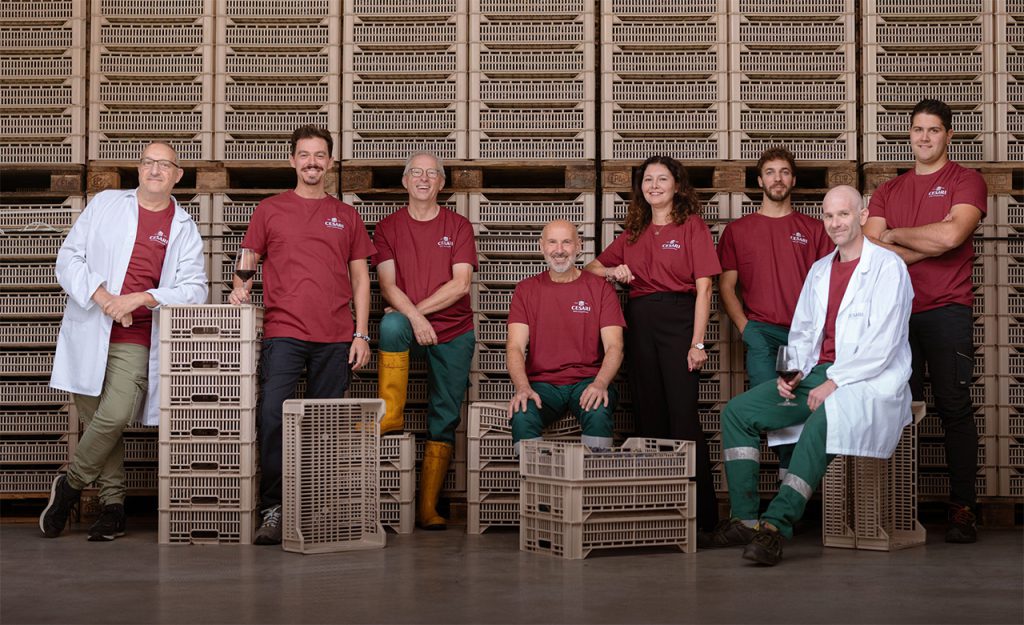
[
  {"left": 766, "top": 238, "right": 914, "bottom": 459},
  {"left": 50, "top": 189, "right": 208, "bottom": 426}
]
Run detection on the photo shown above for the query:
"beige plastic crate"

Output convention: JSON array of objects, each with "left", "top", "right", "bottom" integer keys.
[
  {"left": 159, "top": 305, "right": 263, "bottom": 342},
  {"left": 521, "top": 477, "right": 696, "bottom": 523},
  {"left": 0, "top": 293, "right": 66, "bottom": 321},
  {"left": 3, "top": 0, "right": 83, "bottom": 20},
  {"left": 159, "top": 474, "right": 259, "bottom": 509},
  {"left": 348, "top": 15, "right": 466, "bottom": 46},
  {"left": 161, "top": 340, "right": 260, "bottom": 375},
  {"left": 380, "top": 492, "right": 414, "bottom": 534},
  {"left": 472, "top": 46, "right": 593, "bottom": 75},
  {"left": 519, "top": 438, "right": 695, "bottom": 482},
  {"left": 468, "top": 193, "right": 595, "bottom": 228},
  {"left": 0, "top": 406, "right": 75, "bottom": 435},
  {"left": 520, "top": 509, "right": 696, "bottom": 559},
  {"left": 343, "top": 134, "right": 468, "bottom": 161},
  {"left": 468, "top": 462, "right": 520, "bottom": 501},
  {"left": 282, "top": 399, "right": 386, "bottom": 554},
  {"left": 472, "top": 13, "right": 593, "bottom": 46},
  {"left": 159, "top": 407, "right": 258, "bottom": 443},
  {"left": 345, "top": 75, "right": 465, "bottom": 105},
  {"left": 158, "top": 440, "right": 258, "bottom": 475},
  {"left": 602, "top": 12, "right": 725, "bottom": 47},
  {"left": 0, "top": 138, "right": 85, "bottom": 166},
  {"left": 0, "top": 381, "right": 69, "bottom": 406},
  {"left": 101, "top": 0, "right": 213, "bottom": 18},
  {"left": 603, "top": 75, "right": 726, "bottom": 105},
  {"left": 2, "top": 78, "right": 85, "bottom": 109},
  {"left": 863, "top": 74, "right": 993, "bottom": 106},
  {"left": 159, "top": 373, "right": 259, "bottom": 409},
  {"left": 0, "top": 437, "right": 74, "bottom": 464},
  {"left": 158, "top": 508, "right": 258, "bottom": 545},
  {"left": 348, "top": 0, "right": 462, "bottom": 17},
  {"left": 380, "top": 465, "right": 414, "bottom": 501},
  {"left": 0, "top": 320, "right": 61, "bottom": 348},
  {"left": 471, "top": 134, "right": 595, "bottom": 161},
  {"left": 467, "top": 493, "right": 519, "bottom": 533},
  {"left": 731, "top": 15, "right": 853, "bottom": 46},
  {"left": 93, "top": 16, "right": 212, "bottom": 48}
]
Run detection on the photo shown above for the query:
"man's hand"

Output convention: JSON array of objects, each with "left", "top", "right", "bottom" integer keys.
[
  {"left": 607, "top": 264, "right": 634, "bottom": 284},
  {"left": 102, "top": 292, "right": 146, "bottom": 326},
  {"left": 509, "top": 386, "right": 541, "bottom": 419},
  {"left": 227, "top": 286, "right": 250, "bottom": 305},
  {"left": 410, "top": 312, "right": 438, "bottom": 346},
  {"left": 807, "top": 379, "right": 838, "bottom": 412},
  {"left": 579, "top": 381, "right": 609, "bottom": 412},
  {"left": 777, "top": 372, "right": 803, "bottom": 401},
  {"left": 349, "top": 338, "right": 370, "bottom": 370}
]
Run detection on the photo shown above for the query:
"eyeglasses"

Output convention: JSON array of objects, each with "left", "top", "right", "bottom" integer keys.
[
  {"left": 406, "top": 167, "right": 441, "bottom": 180},
  {"left": 139, "top": 158, "right": 181, "bottom": 172}
]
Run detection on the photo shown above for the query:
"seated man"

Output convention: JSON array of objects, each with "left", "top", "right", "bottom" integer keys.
[
  {"left": 711, "top": 185, "right": 914, "bottom": 566},
  {"left": 507, "top": 220, "right": 625, "bottom": 452}
]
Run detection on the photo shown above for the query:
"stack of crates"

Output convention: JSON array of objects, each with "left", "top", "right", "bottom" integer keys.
[
  {"left": 466, "top": 403, "right": 584, "bottom": 533},
  {"left": 469, "top": 193, "right": 597, "bottom": 405},
  {"left": 519, "top": 438, "right": 697, "bottom": 559},
  {"left": 379, "top": 433, "right": 415, "bottom": 533},
  {"left": 0, "top": 1, "right": 85, "bottom": 164},
  {"left": 997, "top": 0, "right": 1024, "bottom": 161},
  {"left": 208, "top": 193, "right": 266, "bottom": 305},
  {"left": 158, "top": 305, "right": 261, "bottom": 545},
  {"left": 822, "top": 402, "right": 926, "bottom": 551},
  {"left": 470, "top": 0, "right": 595, "bottom": 159},
  {"left": 0, "top": 204, "right": 77, "bottom": 497},
  {"left": 343, "top": 0, "right": 467, "bottom": 160},
  {"left": 601, "top": 0, "right": 727, "bottom": 161},
  {"left": 997, "top": 235, "right": 1024, "bottom": 496},
  {"left": 216, "top": 0, "right": 340, "bottom": 161},
  {"left": 281, "top": 399, "right": 386, "bottom": 554},
  {"left": 862, "top": 0, "right": 995, "bottom": 162},
  {"left": 730, "top": 0, "right": 856, "bottom": 161},
  {"left": 89, "top": 0, "right": 213, "bottom": 162}
]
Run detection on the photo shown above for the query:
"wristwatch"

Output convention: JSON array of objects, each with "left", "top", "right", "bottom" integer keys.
[
  {"left": 353, "top": 332, "right": 371, "bottom": 342},
  {"left": 692, "top": 343, "right": 705, "bottom": 350}
]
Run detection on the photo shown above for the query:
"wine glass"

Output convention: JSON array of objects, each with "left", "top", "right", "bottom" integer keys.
[
  {"left": 775, "top": 345, "right": 801, "bottom": 407},
  {"left": 234, "top": 248, "right": 257, "bottom": 283}
]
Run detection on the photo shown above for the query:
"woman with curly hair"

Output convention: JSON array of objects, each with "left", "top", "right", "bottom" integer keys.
[{"left": 585, "top": 155, "right": 720, "bottom": 535}]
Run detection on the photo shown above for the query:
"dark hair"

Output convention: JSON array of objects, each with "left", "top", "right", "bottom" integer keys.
[
  {"left": 289, "top": 125, "right": 334, "bottom": 157},
  {"left": 756, "top": 145, "right": 796, "bottom": 177},
  {"left": 911, "top": 99, "right": 953, "bottom": 132},
  {"left": 625, "top": 156, "right": 701, "bottom": 244}
]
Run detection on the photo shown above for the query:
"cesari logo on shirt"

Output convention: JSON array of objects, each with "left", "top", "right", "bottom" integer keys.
[
  {"left": 148, "top": 230, "right": 169, "bottom": 246},
  {"left": 437, "top": 236, "right": 454, "bottom": 248},
  {"left": 661, "top": 239, "right": 681, "bottom": 250},
  {"left": 928, "top": 186, "right": 948, "bottom": 198},
  {"left": 790, "top": 231, "right": 808, "bottom": 246},
  {"left": 570, "top": 299, "right": 592, "bottom": 314},
  {"left": 324, "top": 217, "right": 346, "bottom": 230}
]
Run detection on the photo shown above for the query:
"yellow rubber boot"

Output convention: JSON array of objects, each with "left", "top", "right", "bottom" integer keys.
[
  {"left": 417, "top": 441, "right": 452, "bottom": 530},
  {"left": 378, "top": 350, "right": 409, "bottom": 435}
]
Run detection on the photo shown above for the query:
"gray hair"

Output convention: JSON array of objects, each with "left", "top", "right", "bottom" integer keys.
[{"left": 402, "top": 152, "right": 446, "bottom": 179}]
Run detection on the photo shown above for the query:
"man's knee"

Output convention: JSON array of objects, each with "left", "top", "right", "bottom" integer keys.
[{"left": 380, "top": 312, "right": 413, "bottom": 351}]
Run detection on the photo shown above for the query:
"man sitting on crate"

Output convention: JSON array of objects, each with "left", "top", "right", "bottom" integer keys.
[
  {"left": 710, "top": 185, "right": 914, "bottom": 566},
  {"left": 229, "top": 126, "right": 376, "bottom": 544},
  {"left": 42, "top": 142, "right": 208, "bottom": 540},
  {"left": 506, "top": 220, "right": 625, "bottom": 454},
  {"left": 373, "top": 151, "right": 477, "bottom": 531}
]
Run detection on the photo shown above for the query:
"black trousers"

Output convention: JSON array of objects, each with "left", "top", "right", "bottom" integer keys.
[
  {"left": 909, "top": 304, "right": 977, "bottom": 507},
  {"left": 626, "top": 292, "right": 718, "bottom": 531},
  {"left": 257, "top": 337, "right": 351, "bottom": 510}
]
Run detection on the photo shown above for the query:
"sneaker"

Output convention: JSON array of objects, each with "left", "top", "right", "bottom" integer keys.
[
  {"left": 253, "top": 504, "right": 282, "bottom": 545},
  {"left": 699, "top": 518, "right": 757, "bottom": 549},
  {"left": 39, "top": 474, "right": 81, "bottom": 538},
  {"left": 945, "top": 504, "right": 978, "bottom": 544},
  {"left": 742, "top": 524, "right": 783, "bottom": 566},
  {"left": 87, "top": 503, "right": 126, "bottom": 542}
]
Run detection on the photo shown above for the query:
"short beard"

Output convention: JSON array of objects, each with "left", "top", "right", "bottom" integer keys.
[
  {"left": 547, "top": 258, "right": 573, "bottom": 273},
  {"left": 763, "top": 185, "right": 792, "bottom": 203}
]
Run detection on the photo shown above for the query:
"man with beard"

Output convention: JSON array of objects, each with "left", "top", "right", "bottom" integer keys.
[
  {"left": 374, "top": 151, "right": 477, "bottom": 530},
  {"left": 709, "top": 146, "right": 833, "bottom": 548},
  {"left": 230, "top": 125, "right": 375, "bottom": 545},
  {"left": 506, "top": 220, "right": 625, "bottom": 453}
]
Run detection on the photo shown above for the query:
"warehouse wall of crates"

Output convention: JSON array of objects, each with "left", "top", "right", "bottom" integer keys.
[{"left": 0, "top": 0, "right": 1021, "bottom": 520}]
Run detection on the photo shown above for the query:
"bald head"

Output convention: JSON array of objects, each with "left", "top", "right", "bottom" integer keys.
[
  {"left": 540, "top": 220, "right": 581, "bottom": 275},
  {"left": 822, "top": 185, "right": 867, "bottom": 257},
  {"left": 823, "top": 185, "right": 862, "bottom": 212},
  {"left": 541, "top": 220, "right": 579, "bottom": 242}
]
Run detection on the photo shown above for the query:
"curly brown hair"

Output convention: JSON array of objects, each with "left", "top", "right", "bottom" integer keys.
[{"left": 624, "top": 156, "right": 701, "bottom": 244}]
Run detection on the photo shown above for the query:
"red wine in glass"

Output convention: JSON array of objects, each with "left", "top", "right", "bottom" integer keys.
[
  {"left": 235, "top": 248, "right": 257, "bottom": 284},
  {"left": 234, "top": 268, "right": 255, "bottom": 281},
  {"left": 775, "top": 346, "right": 800, "bottom": 406}
]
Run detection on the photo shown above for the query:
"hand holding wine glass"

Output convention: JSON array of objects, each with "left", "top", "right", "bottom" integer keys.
[
  {"left": 775, "top": 345, "right": 801, "bottom": 407},
  {"left": 230, "top": 248, "right": 257, "bottom": 305}
]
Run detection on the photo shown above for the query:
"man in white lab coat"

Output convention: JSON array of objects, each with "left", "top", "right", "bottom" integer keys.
[
  {"left": 42, "top": 142, "right": 208, "bottom": 540},
  {"left": 713, "top": 185, "right": 913, "bottom": 566}
]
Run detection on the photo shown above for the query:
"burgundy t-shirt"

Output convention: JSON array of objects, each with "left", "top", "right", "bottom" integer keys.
[
  {"left": 818, "top": 256, "right": 860, "bottom": 365},
  {"left": 596, "top": 214, "right": 721, "bottom": 298},
  {"left": 109, "top": 202, "right": 174, "bottom": 347},
  {"left": 508, "top": 270, "right": 626, "bottom": 386},
  {"left": 867, "top": 161, "right": 987, "bottom": 314},
  {"left": 718, "top": 211, "right": 833, "bottom": 327},
  {"left": 372, "top": 206, "right": 478, "bottom": 343},
  {"left": 241, "top": 191, "right": 376, "bottom": 342}
]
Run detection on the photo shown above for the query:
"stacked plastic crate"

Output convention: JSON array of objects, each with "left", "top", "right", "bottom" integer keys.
[
  {"left": 89, "top": 0, "right": 213, "bottom": 162},
  {"left": 996, "top": 230, "right": 1024, "bottom": 497},
  {"left": 470, "top": 0, "right": 594, "bottom": 160},
  {"left": 730, "top": 0, "right": 856, "bottom": 161},
  {"left": 997, "top": 0, "right": 1024, "bottom": 162},
  {"left": 343, "top": 0, "right": 467, "bottom": 161},
  {"left": 0, "top": 1, "right": 85, "bottom": 165},
  {"left": 158, "top": 305, "right": 261, "bottom": 544},
  {"left": 0, "top": 205, "right": 77, "bottom": 498},
  {"left": 519, "top": 438, "right": 697, "bottom": 559},
  {"left": 601, "top": 0, "right": 727, "bottom": 161},
  {"left": 862, "top": 0, "right": 995, "bottom": 162},
  {"left": 216, "top": 0, "right": 339, "bottom": 162},
  {"left": 379, "top": 433, "right": 415, "bottom": 533}
]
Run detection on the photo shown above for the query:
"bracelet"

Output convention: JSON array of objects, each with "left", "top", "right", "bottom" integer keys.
[{"left": 353, "top": 332, "right": 371, "bottom": 342}]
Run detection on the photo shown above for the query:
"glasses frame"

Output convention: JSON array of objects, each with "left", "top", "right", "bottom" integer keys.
[{"left": 139, "top": 158, "right": 181, "bottom": 172}]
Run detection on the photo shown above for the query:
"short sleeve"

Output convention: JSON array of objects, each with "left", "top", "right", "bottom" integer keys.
[
  {"left": 717, "top": 222, "right": 738, "bottom": 270},
  {"left": 372, "top": 216, "right": 395, "bottom": 266},
  {"left": 867, "top": 182, "right": 891, "bottom": 222},
  {"left": 812, "top": 219, "right": 834, "bottom": 259},
  {"left": 346, "top": 208, "right": 376, "bottom": 260},
  {"left": 452, "top": 216, "right": 479, "bottom": 269},
  {"left": 597, "top": 279, "right": 626, "bottom": 329},
  {"left": 596, "top": 230, "right": 627, "bottom": 267},
  {"left": 688, "top": 217, "right": 722, "bottom": 279},
  {"left": 240, "top": 200, "right": 268, "bottom": 256},
  {"left": 952, "top": 169, "right": 989, "bottom": 217},
  {"left": 508, "top": 280, "right": 531, "bottom": 326}
]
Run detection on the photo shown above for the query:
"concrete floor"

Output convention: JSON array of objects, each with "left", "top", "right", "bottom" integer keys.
[{"left": 1, "top": 518, "right": 1021, "bottom": 625}]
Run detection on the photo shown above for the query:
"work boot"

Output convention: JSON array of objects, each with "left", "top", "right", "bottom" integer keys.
[
  {"left": 39, "top": 474, "right": 81, "bottom": 538},
  {"left": 88, "top": 503, "right": 126, "bottom": 541},
  {"left": 379, "top": 351, "right": 409, "bottom": 435},
  {"left": 253, "top": 504, "right": 282, "bottom": 545},
  {"left": 699, "top": 518, "right": 757, "bottom": 549},
  {"left": 742, "top": 524, "right": 783, "bottom": 566},
  {"left": 417, "top": 441, "right": 452, "bottom": 530},
  {"left": 945, "top": 504, "right": 978, "bottom": 543}
]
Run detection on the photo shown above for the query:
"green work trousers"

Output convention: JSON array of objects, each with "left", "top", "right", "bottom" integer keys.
[
  {"left": 511, "top": 378, "right": 617, "bottom": 449},
  {"left": 742, "top": 320, "right": 795, "bottom": 471}
]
